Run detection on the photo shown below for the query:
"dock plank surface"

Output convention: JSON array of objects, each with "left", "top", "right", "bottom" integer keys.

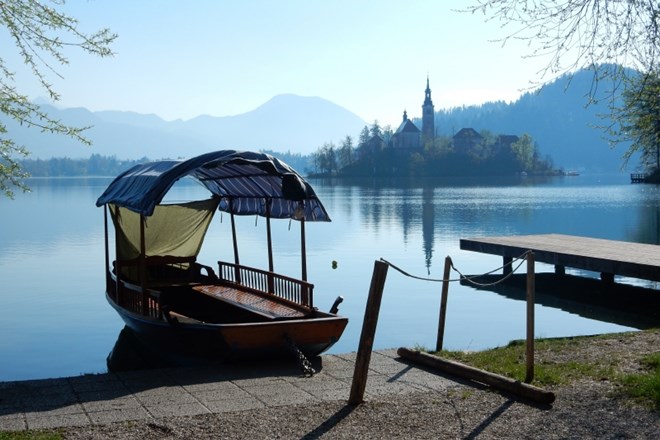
[{"left": 460, "top": 234, "right": 660, "bottom": 282}]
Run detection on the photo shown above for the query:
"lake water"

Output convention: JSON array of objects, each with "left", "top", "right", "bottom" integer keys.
[{"left": 1, "top": 174, "right": 658, "bottom": 382}]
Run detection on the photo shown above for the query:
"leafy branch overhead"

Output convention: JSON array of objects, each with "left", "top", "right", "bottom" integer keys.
[
  {"left": 0, "top": 0, "right": 116, "bottom": 198},
  {"left": 465, "top": 1, "right": 659, "bottom": 95},
  {"left": 467, "top": 0, "right": 660, "bottom": 176}
]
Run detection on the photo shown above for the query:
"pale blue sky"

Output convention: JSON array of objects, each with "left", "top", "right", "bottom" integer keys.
[{"left": 8, "top": 1, "right": 552, "bottom": 127}]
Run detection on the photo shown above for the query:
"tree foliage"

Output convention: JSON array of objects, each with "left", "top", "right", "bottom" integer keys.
[
  {"left": 466, "top": 1, "right": 660, "bottom": 170},
  {"left": 0, "top": 0, "right": 116, "bottom": 197},
  {"left": 611, "top": 71, "right": 660, "bottom": 171},
  {"left": 466, "top": 1, "right": 659, "bottom": 93}
]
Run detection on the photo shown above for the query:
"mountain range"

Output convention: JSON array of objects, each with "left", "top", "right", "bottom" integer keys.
[
  {"left": 7, "top": 94, "right": 367, "bottom": 159},
  {"left": 7, "top": 68, "right": 639, "bottom": 173}
]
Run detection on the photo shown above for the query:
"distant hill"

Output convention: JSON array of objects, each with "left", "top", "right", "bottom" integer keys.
[
  {"left": 432, "top": 69, "right": 636, "bottom": 173},
  {"left": 4, "top": 94, "right": 366, "bottom": 159},
  {"left": 7, "top": 70, "right": 640, "bottom": 173}
]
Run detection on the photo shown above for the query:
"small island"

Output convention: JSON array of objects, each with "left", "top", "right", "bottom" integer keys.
[{"left": 310, "top": 77, "right": 559, "bottom": 178}]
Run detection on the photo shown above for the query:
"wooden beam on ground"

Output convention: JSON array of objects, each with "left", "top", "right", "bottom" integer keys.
[{"left": 397, "top": 347, "right": 555, "bottom": 405}]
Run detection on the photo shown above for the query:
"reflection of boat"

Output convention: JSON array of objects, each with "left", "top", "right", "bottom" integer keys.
[{"left": 96, "top": 150, "right": 347, "bottom": 362}]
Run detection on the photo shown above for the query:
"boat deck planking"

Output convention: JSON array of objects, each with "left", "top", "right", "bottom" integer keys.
[
  {"left": 460, "top": 233, "right": 660, "bottom": 283},
  {"left": 193, "top": 285, "right": 311, "bottom": 320}
]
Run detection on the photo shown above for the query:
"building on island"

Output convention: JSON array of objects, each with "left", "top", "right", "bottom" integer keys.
[
  {"left": 391, "top": 110, "right": 421, "bottom": 151},
  {"left": 391, "top": 76, "right": 435, "bottom": 152},
  {"left": 452, "top": 128, "right": 483, "bottom": 152},
  {"left": 421, "top": 76, "right": 435, "bottom": 142},
  {"left": 388, "top": 77, "right": 519, "bottom": 155}
]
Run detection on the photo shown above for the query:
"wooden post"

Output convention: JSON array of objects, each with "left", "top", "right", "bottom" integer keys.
[
  {"left": 525, "top": 251, "right": 535, "bottom": 383},
  {"left": 503, "top": 256, "right": 513, "bottom": 275},
  {"left": 436, "top": 256, "right": 452, "bottom": 352},
  {"left": 349, "top": 260, "right": 389, "bottom": 405}
]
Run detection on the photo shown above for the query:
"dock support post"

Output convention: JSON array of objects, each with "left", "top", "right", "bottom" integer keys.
[
  {"left": 525, "top": 251, "right": 535, "bottom": 383},
  {"left": 503, "top": 256, "right": 512, "bottom": 275},
  {"left": 435, "top": 256, "right": 452, "bottom": 352},
  {"left": 349, "top": 260, "right": 389, "bottom": 405},
  {"left": 600, "top": 272, "right": 614, "bottom": 283}
]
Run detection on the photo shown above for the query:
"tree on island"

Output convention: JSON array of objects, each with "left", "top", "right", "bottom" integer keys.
[
  {"left": 0, "top": 0, "right": 116, "bottom": 198},
  {"left": 310, "top": 124, "right": 555, "bottom": 178}
]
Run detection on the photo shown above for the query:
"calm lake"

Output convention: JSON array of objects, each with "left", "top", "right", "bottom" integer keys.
[{"left": 1, "top": 174, "right": 658, "bottom": 382}]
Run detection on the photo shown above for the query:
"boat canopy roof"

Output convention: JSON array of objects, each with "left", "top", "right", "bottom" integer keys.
[{"left": 96, "top": 150, "right": 330, "bottom": 221}]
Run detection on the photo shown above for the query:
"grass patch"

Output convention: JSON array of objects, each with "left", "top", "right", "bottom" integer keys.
[
  {"left": 434, "top": 337, "right": 615, "bottom": 387},
  {"left": 620, "top": 352, "right": 660, "bottom": 410},
  {"left": 433, "top": 332, "right": 660, "bottom": 409},
  {"left": 0, "top": 432, "right": 63, "bottom": 440}
]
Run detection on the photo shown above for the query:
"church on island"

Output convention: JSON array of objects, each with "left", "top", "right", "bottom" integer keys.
[
  {"left": 391, "top": 76, "right": 435, "bottom": 151},
  {"left": 386, "top": 77, "right": 520, "bottom": 154},
  {"left": 329, "top": 75, "right": 554, "bottom": 179}
]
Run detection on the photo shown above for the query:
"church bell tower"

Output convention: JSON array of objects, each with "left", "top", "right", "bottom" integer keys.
[{"left": 422, "top": 75, "right": 435, "bottom": 142}]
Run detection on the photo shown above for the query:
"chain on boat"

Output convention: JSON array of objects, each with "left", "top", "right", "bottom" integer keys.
[{"left": 284, "top": 334, "right": 316, "bottom": 376}]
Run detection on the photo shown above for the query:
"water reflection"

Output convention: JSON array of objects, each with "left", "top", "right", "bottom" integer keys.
[
  {"left": 1, "top": 175, "right": 657, "bottom": 381},
  {"left": 461, "top": 273, "right": 660, "bottom": 330}
]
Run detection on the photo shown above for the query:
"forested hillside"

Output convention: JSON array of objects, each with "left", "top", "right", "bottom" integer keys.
[{"left": 433, "top": 69, "right": 635, "bottom": 172}]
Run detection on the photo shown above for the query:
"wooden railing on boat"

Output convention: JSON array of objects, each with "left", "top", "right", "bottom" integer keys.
[
  {"left": 107, "top": 259, "right": 314, "bottom": 318},
  {"left": 217, "top": 261, "right": 314, "bottom": 309},
  {"left": 109, "top": 277, "right": 162, "bottom": 319}
]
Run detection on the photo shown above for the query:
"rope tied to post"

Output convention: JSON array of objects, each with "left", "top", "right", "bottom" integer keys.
[{"left": 380, "top": 250, "right": 531, "bottom": 287}]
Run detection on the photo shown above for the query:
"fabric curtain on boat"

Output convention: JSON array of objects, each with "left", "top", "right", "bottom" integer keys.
[{"left": 109, "top": 198, "right": 219, "bottom": 282}]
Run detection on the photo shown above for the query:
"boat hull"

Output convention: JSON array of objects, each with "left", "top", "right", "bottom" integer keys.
[{"left": 106, "top": 291, "right": 348, "bottom": 361}]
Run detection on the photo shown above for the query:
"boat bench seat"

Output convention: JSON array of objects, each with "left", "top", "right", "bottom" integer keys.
[{"left": 193, "top": 284, "right": 311, "bottom": 320}]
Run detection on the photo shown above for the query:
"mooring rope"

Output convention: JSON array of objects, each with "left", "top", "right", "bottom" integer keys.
[{"left": 380, "top": 250, "right": 531, "bottom": 287}]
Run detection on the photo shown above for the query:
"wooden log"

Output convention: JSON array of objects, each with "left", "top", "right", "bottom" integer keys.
[
  {"left": 397, "top": 347, "right": 555, "bottom": 405},
  {"left": 349, "top": 260, "right": 389, "bottom": 405}
]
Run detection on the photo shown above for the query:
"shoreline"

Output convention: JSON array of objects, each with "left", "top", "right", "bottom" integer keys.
[{"left": 1, "top": 329, "right": 658, "bottom": 438}]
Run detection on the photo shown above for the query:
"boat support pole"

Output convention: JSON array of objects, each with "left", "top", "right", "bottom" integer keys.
[
  {"left": 113, "top": 206, "right": 121, "bottom": 302},
  {"left": 140, "top": 214, "right": 148, "bottom": 315},
  {"left": 265, "top": 198, "right": 274, "bottom": 293},
  {"left": 300, "top": 217, "right": 307, "bottom": 282},
  {"left": 229, "top": 198, "right": 241, "bottom": 283},
  {"left": 103, "top": 205, "right": 110, "bottom": 293}
]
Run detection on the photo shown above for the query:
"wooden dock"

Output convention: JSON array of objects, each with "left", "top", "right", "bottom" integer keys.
[{"left": 460, "top": 234, "right": 660, "bottom": 283}]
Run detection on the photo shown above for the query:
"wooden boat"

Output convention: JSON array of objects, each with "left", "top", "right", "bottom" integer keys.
[{"left": 96, "top": 150, "right": 347, "bottom": 363}]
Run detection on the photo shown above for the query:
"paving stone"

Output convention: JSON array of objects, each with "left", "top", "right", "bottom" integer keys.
[
  {"left": 88, "top": 406, "right": 152, "bottom": 424},
  {"left": 25, "top": 412, "right": 91, "bottom": 430},
  {"left": 144, "top": 402, "right": 210, "bottom": 418},
  {"left": 0, "top": 350, "right": 457, "bottom": 432},
  {"left": 0, "top": 414, "right": 26, "bottom": 431}
]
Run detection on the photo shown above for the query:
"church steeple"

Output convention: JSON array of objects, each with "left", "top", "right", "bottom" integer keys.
[{"left": 422, "top": 75, "right": 435, "bottom": 141}]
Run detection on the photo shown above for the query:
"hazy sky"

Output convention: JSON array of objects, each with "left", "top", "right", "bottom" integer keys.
[{"left": 7, "top": 1, "right": 553, "bottom": 127}]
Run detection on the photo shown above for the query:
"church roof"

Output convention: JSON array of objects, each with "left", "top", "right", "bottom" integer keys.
[
  {"left": 395, "top": 118, "right": 421, "bottom": 134},
  {"left": 453, "top": 127, "right": 482, "bottom": 140}
]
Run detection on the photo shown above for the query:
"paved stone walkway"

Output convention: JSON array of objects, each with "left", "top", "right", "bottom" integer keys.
[{"left": 0, "top": 350, "right": 456, "bottom": 431}]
